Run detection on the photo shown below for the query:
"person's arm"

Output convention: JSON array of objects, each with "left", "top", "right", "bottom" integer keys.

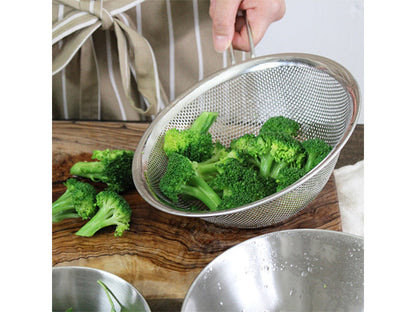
[{"left": 209, "top": 0, "right": 286, "bottom": 52}]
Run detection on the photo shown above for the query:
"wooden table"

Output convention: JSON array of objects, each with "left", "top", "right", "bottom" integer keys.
[{"left": 52, "top": 121, "right": 364, "bottom": 311}]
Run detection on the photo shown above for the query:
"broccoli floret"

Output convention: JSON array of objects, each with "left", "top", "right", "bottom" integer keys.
[
  {"left": 275, "top": 167, "right": 306, "bottom": 192},
  {"left": 268, "top": 133, "right": 306, "bottom": 179},
  {"left": 230, "top": 132, "right": 305, "bottom": 178},
  {"left": 302, "top": 138, "right": 333, "bottom": 172},
  {"left": 194, "top": 142, "right": 234, "bottom": 184},
  {"left": 159, "top": 152, "right": 222, "bottom": 211},
  {"left": 198, "top": 141, "right": 229, "bottom": 164},
  {"left": 213, "top": 158, "right": 278, "bottom": 210},
  {"left": 163, "top": 111, "right": 219, "bottom": 162},
  {"left": 70, "top": 149, "right": 134, "bottom": 192},
  {"left": 230, "top": 133, "right": 270, "bottom": 176},
  {"left": 196, "top": 148, "right": 240, "bottom": 177},
  {"left": 230, "top": 133, "right": 277, "bottom": 172},
  {"left": 52, "top": 178, "right": 98, "bottom": 223},
  {"left": 259, "top": 116, "right": 300, "bottom": 137},
  {"left": 230, "top": 133, "right": 266, "bottom": 167},
  {"left": 76, "top": 190, "right": 132, "bottom": 237}
]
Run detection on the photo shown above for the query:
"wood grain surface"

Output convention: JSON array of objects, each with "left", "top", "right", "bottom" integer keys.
[{"left": 52, "top": 121, "right": 342, "bottom": 300}]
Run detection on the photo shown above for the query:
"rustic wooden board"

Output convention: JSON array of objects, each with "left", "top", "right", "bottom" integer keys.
[{"left": 52, "top": 121, "right": 342, "bottom": 300}]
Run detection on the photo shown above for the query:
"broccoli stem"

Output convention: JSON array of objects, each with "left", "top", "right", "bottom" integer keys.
[
  {"left": 190, "top": 111, "right": 218, "bottom": 134},
  {"left": 184, "top": 175, "right": 222, "bottom": 211},
  {"left": 52, "top": 192, "right": 80, "bottom": 222},
  {"left": 70, "top": 161, "right": 106, "bottom": 181},
  {"left": 75, "top": 206, "right": 119, "bottom": 237},
  {"left": 196, "top": 162, "right": 219, "bottom": 175},
  {"left": 304, "top": 154, "right": 317, "bottom": 173},
  {"left": 270, "top": 162, "right": 287, "bottom": 180},
  {"left": 259, "top": 154, "right": 275, "bottom": 177},
  {"left": 70, "top": 161, "right": 107, "bottom": 182},
  {"left": 198, "top": 152, "right": 223, "bottom": 165}
]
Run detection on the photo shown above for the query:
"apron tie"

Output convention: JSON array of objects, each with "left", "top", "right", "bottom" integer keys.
[{"left": 52, "top": 0, "right": 164, "bottom": 116}]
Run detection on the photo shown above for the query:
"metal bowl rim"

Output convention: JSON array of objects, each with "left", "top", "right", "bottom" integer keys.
[
  {"left": 52, "top": 266, "right": 151, "bottom": 312},
  {"left": 181, "top": 229, "right": 364, "bottom": 311}
]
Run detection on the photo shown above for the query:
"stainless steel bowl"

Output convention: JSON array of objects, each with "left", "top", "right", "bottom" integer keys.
[
  {"left": 52, "top": 266, "right": 151, "bottom": 312},
  {"left": 181, "top": 229, "right": 364, "bottom": 312}
]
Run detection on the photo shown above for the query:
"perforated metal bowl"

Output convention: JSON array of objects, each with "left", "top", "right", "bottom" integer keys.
[{"left": 132, "top": 53, "right": 360, "bottom": 228}]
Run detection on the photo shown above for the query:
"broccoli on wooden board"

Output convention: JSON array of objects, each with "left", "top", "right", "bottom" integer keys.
[
  {"left": 76, "top": 190, "right": 132, "bottom": 237},
  {"left": 52, "top": 178, "right": 98, "bottom": 223},
  {"left": 70, "top": 149, "right": 134, "bottom": 192}
]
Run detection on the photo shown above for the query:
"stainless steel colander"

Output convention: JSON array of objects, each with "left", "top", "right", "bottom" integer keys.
[{"left": 132, "top": 52, "right": 360, "bottom": 228}]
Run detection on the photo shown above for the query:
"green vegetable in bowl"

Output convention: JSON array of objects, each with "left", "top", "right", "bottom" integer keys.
[
  {"left": 212, "top": 158, "right": 278, "bottom": 210},
  {"left": 258, "top": 115, "right": 300, "bottom": 137},
  {"left": 302, "top": 138, "right": 333, "bottom": 173},
  {"left": 76, "top": 190, "right": 131, "bottom": 237},
  {"left": 97, "top": 280, "right": 129, "bottom": 312},
  {"left": 159, "top": 152, "right": 223, "bottom": 211},
  {"left": 159, "top": 113, "right": 333, "bottom": 212},
  {"left": 274, "top": 167, "right": 307, "bottom": 192},
  {"left": 52, "top": 178, "right": 98, "bottom": 223},
  {"left": 163, "top": 111, "right": 218, "bottom": 162},
  {"left": 268, "top": 132, "right": 306, "bottom": 179},
  {"left": 70, "top": 149, "right": 134, "bottom": 193},
  {"left": 230, "top": 132, "right": 305, "bottom": 178}
]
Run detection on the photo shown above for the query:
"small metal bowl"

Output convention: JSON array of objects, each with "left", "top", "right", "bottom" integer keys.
[
  {"left": 52, "top": 266, "right": 151, "bottom": 312},
  {"left": 181, "top": 229, "right": 364, "bottom": 312}
]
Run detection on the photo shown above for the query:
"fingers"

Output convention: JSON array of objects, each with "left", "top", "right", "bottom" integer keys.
[
  {"left": 209, "top": 0, "right": 286, "bottom": 52},
  {"left": 234, "top": 0, "right": 286, "bottom": 51},
  {"left": 232, "top": 10, "right": 270, "bottom": 51},
  {"left": 209, "top": 0, "right": 242, "bottom": 52},
  {"left": 210, "top": 0, "right": 286, "bottom": 52},
  {"left": 240, "top": 0, "right": 286, "bottom": 23}
]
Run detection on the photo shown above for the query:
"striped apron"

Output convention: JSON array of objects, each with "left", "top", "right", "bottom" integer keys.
[{"left": 52, "top": 0, "right": 248, "bottom": 121}]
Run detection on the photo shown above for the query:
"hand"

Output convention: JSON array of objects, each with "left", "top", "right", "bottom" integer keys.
[{"left": 209, "top": 0, "right": 286, "bottom": 52}]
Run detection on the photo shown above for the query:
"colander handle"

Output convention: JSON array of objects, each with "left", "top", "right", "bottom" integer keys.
[{"left": 228, "top": 10, "right": 256, "bottom": 64}]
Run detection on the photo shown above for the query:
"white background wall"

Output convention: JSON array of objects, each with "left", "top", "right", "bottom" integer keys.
[{"left": 256, "top": 0, "right": 364, "bottom": 124}]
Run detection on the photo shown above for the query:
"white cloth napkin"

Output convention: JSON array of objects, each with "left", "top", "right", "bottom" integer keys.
[{"left": 333, "top": 160, "right": 364, "bottom": 237}]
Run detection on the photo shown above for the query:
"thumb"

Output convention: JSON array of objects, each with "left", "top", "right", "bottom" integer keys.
[{"left": 209, "top": 0, "right": 242, "bottom": 52}]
